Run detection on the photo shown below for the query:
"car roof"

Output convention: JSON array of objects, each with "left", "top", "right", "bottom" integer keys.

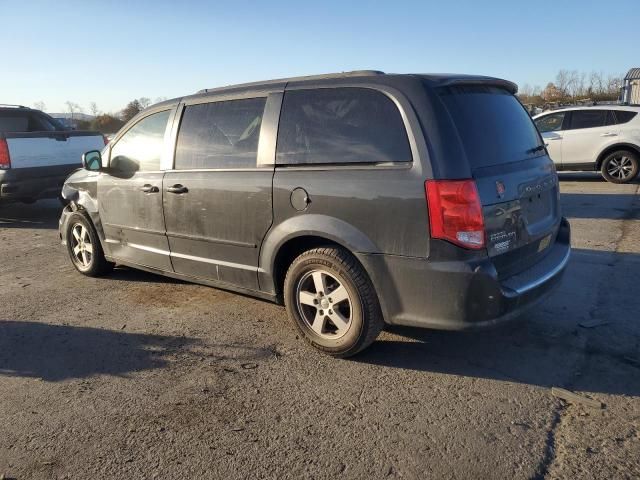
[
  {"left": 159, "top": 71, "right": 517, "bottom": 107},
  {"left": 533, "top": 105, "right": 640, "bottom": 118}
]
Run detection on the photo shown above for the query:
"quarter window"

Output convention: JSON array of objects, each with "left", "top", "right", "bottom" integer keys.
[
  {"left": 276, "top": 88, "right": 412, "bottom": 165},
  {"left": 613, "top": 110, "right": 638, "bottom": 124},
  {"left": 568, "top": 110, "right": 608, "bottom": 130},
  {"left": 175, "top": 97, "right": 267, "bottom": 169},
  {"left": 110, "top": 110, "right": 171, "bottom": 172},
  {"left": 535, "top": 113, "right": 566, "bottom": 133}
]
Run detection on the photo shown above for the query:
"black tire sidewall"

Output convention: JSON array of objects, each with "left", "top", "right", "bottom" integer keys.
[
  {"left": 285, "top": 254, "right": 366, "bottom": 355},
  {"left": 601, "top": 151, "right": 639, "bottom": 184}
]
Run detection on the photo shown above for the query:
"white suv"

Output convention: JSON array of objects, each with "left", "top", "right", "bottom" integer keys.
[{"left": 533, "top": 106, "right": 640, "bottom": 183}]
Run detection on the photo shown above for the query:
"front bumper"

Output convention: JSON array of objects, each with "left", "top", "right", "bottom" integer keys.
[{"left": 358, "top": 217, "right": 571, "bottom": 330}]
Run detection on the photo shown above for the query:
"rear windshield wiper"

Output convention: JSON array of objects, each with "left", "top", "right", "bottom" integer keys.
[{"left": 526, "top": 145, "right": 546, "bottom": 155}]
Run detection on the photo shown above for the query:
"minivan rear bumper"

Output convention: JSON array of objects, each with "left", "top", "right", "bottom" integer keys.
[{"left": 358, "top": 217, "right": 571, "bottom": 330}]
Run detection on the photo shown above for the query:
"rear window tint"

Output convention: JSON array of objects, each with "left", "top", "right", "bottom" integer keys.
[
  {"left": 568, "top": 110, "right": 608, "bottom": 130},
  {"left": 0, "top": 111, "right": 58, "bottom": 132},
  {"left": 276, "top": 88, "right": 412, "bottom": 165},
  {"left": 614, "top": 110, "right": 638, "bottom": 124},
  {"left": 438, "top": 86, "right": 543, "bottom": 169}
]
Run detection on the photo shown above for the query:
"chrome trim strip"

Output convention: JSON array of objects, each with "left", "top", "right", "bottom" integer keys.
[
  {"left": 166, "top": 231, "right": 256, "bottom": 248},
  {"left": 128, "top": 242, "right": 171, "bottom": 256},
  {"left": 103, "top": 223, "right": 165, "bottom": 236},
  {"left": 170, "top": 251, "right": 255, "bottom": 271}
]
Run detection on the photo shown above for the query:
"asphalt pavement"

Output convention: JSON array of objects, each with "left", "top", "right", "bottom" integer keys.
[{"left": 0, "top": 173, "right": 638, "bottom": 479}]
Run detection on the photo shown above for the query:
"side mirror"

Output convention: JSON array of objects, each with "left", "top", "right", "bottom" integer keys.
[{"left": 82, "top": 150, "right": 102, "bottom": 171}]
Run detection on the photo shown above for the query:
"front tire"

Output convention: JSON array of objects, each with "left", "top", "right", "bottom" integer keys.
[
  {"left": 65, "top": 212, "right": 114, "bottom": 277},
  {"left": 284, "top": 247, "right": 383, "bottom": 358},
  {"left": 600, "top": 150, "right": 639, "bottom": 184}
]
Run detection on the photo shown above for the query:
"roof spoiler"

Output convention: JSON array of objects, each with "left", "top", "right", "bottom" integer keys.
[{"left": 437, "top": 77, "right": 518, "bottom": 95}]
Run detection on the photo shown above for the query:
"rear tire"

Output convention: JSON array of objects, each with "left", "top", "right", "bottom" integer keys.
[
  {"left": 600, "top": 150, "right": 639, "bottom": 184},
  {"left": 65, "top": 212, "right": 114, "bottom": 277},
  {"left": 284, "top": 246, "right": 383, "bottom": 358}
]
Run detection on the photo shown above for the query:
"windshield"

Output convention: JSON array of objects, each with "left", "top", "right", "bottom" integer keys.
[{"left": 438, "top": 85, "right": 544, "bottom": 169}]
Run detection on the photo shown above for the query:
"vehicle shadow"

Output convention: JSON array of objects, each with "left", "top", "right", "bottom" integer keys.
[
  {"left": 0, "top": 199, "right": 60, "bottom": 229},
  {"left": 560, "top": 192, "right": 640, "bottom": 220},
  {"left": 0, "top": 320, "right": 198, "bottom": 382},
  {"left": 108, "top": 266, "right": 185, "bottom": 285},
  {"left": 357, "top": 248, "right": 640, "bottom": 397},
  {"left": 558, "top": 171, "right": 640, "bottom": 184}
]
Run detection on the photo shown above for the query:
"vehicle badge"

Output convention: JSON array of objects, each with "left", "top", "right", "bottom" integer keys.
[{"left": 496, "top": 180, "right": 505, "bottom": 199}]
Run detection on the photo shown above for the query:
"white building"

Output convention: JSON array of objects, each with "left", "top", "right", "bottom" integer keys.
[{"left": 622, "top": 68, "right": 640, "bottom": 104}]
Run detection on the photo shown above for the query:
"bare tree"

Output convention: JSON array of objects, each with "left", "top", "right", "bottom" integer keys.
[
  {"left": 519, "top": 83, "right": 534, "bottom": 98},
  {"left": 555, "top": 70, "right": 571, "bottom": 97},
  {"left": 155, "top": 96, "right": 167, "bottom": 104},
  {"left": 138, "top": 97, "right": 151, "bottom": 109},
  {"left": 89, "top": 102, "right": 100, "bottom": 117},
  {"left": 33, "top": 101, "right": 47, "bottom": 111}
]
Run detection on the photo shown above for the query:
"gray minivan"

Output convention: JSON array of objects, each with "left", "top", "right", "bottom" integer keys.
[{"left": 60, "top": 71, "right": 571, "bottom": 357}]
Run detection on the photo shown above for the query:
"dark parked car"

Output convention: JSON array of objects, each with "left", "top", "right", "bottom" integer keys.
[{"left": 59, "top": 71, "right": 571, "bottom": 357}]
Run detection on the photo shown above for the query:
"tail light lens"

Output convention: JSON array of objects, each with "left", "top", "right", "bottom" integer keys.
[
  {"left": 0, "top": 139, "right": 10, "bottom": 169},
  {"left": 102, "top": 135, "right": 109, "bottom": 145},
  {"left": 425, "top": 179, "right": 485, "bottom": 249}
]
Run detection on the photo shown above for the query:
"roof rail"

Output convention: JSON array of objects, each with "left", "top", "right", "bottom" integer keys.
[
  {"left": 197, "top": 70, "right": 385, "bottom": 94},
  {"left": 0, "top": 104, "right": 28, "bottom": 108}
]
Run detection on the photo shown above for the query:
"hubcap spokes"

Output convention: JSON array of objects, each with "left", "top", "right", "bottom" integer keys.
[
  {"left": 608, "top": 157, "right": 633, "bottom": 179},
  {"left": 296, "top": 270, "right": 352, "bottom": 339},
  {"left": 71, "top": 224, "right": 93, "bottom": 267}
]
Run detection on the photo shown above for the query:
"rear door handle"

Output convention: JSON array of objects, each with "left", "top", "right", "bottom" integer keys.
[
  {"left": 601, "top": 132, "right": 618, "bottom": 137},
  {"left": 140, "top": 184, "right": 159, "bottom": 193},
  {"left": 547, "top": 136, "right": 562, "bottom": 140},
  {"left": 166, "top": 184, "right": 188, "bottom": 194}
]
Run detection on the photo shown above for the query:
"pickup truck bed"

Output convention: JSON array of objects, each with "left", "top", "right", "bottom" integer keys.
[{"left": 0, "top": 107, "right": 105, "bottom": 203}]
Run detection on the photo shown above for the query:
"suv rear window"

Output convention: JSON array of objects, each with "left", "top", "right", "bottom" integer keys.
[
  {"left": 276, "top": 88, "right": 412, "bottom": 165},
  {"left": 438, "top": 85, "right": 543, "bottom": 168}
]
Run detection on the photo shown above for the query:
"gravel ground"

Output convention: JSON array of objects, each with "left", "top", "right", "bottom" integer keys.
[{"left": 0, "top": 173, "right": 638, "bottom": 479}]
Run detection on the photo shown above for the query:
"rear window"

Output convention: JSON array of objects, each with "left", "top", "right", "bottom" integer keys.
[
  {"left": 0, "top": 111, "right": 59, "bottom": 132},
  {"left": 438, "top": 86, "right": 543, "bottom": 168},
  {"left": 276, "top": 88, "right": 412, "bottom": 165}
]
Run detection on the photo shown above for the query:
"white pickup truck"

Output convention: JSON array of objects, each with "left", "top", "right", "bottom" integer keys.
[{"left": 0, "top": 105, "right": 105, "bottom": 203}]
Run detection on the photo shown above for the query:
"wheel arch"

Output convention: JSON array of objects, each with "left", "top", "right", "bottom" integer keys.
[
  {"left": 258, "top": 215, "right": 380, "bottom": 300},
  {"left": 595, "top": 143, "right": 640, "bottom": 170}
]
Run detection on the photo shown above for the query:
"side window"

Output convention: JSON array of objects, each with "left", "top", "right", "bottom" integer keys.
[
  {"left": 175, "top": 97, "right": 266, "bottom": 169},
  {"left": 568, "top": 110, "right": 607, "bottom": 130},
  {"left": 276, "top": 88, "right": 412, "bottom": 165},
  {"left": 535, "top": 113, "right": 565, "bottom": 133},
  {"left": 110, "top": 110, "right": 171, "bottom": 173},
  {"left": 613, "top": 111, "right": 638, "bottom": 124}
]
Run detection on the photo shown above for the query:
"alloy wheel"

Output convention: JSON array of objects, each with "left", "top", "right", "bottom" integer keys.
[
  {"left": 295, "top": 269, "right": 353, "bottom": 339},
  {"left": 70, "top": 223, "right": 93, "bottom": 268},
  {"left": 607, "top": 156, "right": 634, "bottom": 180}
]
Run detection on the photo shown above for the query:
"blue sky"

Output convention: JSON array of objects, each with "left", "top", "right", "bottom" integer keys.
[{"left": 2, "top": 0, "right": 637, "bottom": 114}]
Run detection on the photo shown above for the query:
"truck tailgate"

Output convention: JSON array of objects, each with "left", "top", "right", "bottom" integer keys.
[{"left": 6, "top": 132, "right": 104, "bottom": 171}]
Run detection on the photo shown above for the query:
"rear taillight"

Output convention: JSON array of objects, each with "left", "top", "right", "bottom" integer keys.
[
  {"left": 0, "top": 139, "right": 10, "bottom": 169},
  {"left": 425, "top": 179, "right": 485, "bottom": 249},
  {"left": 102, "top": 135, "right": 109, "bottom": 145}
]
